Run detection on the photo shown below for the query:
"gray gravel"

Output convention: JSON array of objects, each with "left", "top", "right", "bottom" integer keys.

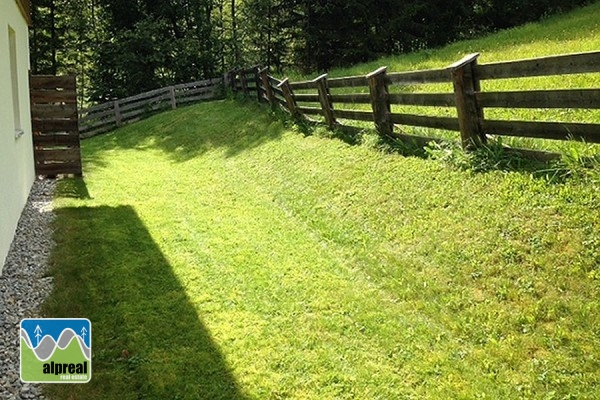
[{"left": 1, "top": 178, "right": 56, "bottom": 399}]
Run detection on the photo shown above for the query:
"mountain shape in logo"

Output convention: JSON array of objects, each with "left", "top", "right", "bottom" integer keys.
[{"left": 20, "top": 328, "right": 91, "bottom": 361}]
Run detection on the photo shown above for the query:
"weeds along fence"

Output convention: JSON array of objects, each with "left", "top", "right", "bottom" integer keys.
[
  {"left": 228, "top": 51, "right": 600, "bottom": 150},
  {"left": 79, "top": 78, "right": 223, "bottom": 138}
]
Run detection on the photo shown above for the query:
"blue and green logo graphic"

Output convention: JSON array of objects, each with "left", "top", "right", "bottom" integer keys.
[{"left": 20, "top": 318, "right": 91, "bottom": 383}]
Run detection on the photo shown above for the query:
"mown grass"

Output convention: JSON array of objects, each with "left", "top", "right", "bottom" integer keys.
[
  {"left": 284, "top": 0, "right": 600, "bottom": 153},
  {"left": 43, "top": 98, "right": 600, "bottom": 399}
]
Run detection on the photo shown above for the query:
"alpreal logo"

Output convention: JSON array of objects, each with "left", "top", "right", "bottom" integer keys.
[{"left": 20, "top": 318, "right": 91, "bottom": 383}]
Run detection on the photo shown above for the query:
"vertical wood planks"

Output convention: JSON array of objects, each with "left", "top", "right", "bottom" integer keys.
[
  {"left": 30, "top": 74, "right": 82, "bottom": 177},
  {"left": 314, "top": 74, "right": 336, "bottom": 128},
  {"left": 169, "top": 86, "right": 177, "bottom": 109},
  {"left": 449, "top": 53, "right": 485, "bottom": 149},
  {"left": 278, "top": 78, "right": 299, "bottom": 118},
  {"left": 114, "top": 100, "right": 123, "bottom": 127},
  {"left": 259, "top": 67, "right": 275, "bottom": 108},
  {"left": 240, "top": 70, "right": 249, "bottom": 95},
  {"left": 367, "top": 67, "right": 393, "bottom": 137}
]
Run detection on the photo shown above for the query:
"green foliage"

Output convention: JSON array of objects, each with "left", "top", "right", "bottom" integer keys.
[
  {"left": 424, "top": 139, "right": 541, "bottom": 173},
  {"left": 30, "top": 0, "right": 595, "bottom": 103}
]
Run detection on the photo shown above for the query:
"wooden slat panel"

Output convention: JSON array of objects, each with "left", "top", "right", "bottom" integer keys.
[
  {"left": 173, "top": 78, "right": 221, "bottom": 90},
  {"left": 330, "top": 93, "right": 372, "bottom": 104},
  {"left": 294, "top": 93, "right": 320, "bottom": 103},
  {"left": 119, "top": 87, "right": 171, "bottom": 105},
  {"left": 388, "top": 68, "right": 451, "bottom": 84},
  {"left": 121, "top": 102, "right": 172, "bottom": 120},
  {"left": 176, "top": 93, "right": 219, "bottom": 103},
  {"left": 34, "top": 148, "right": 81, "bottom": 162},
  {"left": 297, "top": 106, "right": 322, "bottom": 116},
  {"left": 333, "top": 109, "right": 374, "bottom": 122},
  {"left": 176, "top": 86, "right": 215, "bottom": 96},
  {"left": 80, "top": 108, "right": 116, "bottom": 121},
  {"left": 389, "top": 93, "right": 456, "bottom": 107},
  {"left": 120, "top": 108, "right": 148, "bottom": 121},
  {"left": 30, "top": 90, "right": 77, "bottom": 104},
  {"left": 119, "top": 94, "right": 170, "bottom": 112},
  {"left": 30, "top": 75, "right": 76, "bottom": 90},
  {"left": 482, "top": 120, "right": 600, "bottom": 142},
  {"left": 476, "top": 51, "right": 600, "bottom": 80},
  {"left": 32, "top": 118, "right": 79, "bottom": 132},
  {"left": 476, "top": 89, "right": 600, "bottom": 109},
  {"left": 289, "top": 80, "right": 316, "bottom": 90},
  {"left": 36, "top": 162, "right": 82, "bottom": 176},
  {"left": 82, "top": 102, "right": 114, "bottom": 114},
  {"left": 33, "top": 133, "right": 80, "bottom": 146},
  {"left": 31, "top": 104, "right": 78, "bottom": 118},
  {"left": 30, "top": 74, "right": 82, "bottom": 177},
  {"left": 327, "top": 76, "right": 368, "bottom": 88},
  {"left": 390, "top": 113, "right": 461, "bottom": 131}
]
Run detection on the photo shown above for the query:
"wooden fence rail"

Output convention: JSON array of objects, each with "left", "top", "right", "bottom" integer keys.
[
  {"left": 79, "top": 77, "right": 223, "bottom": 138},
  {"left": 229, "top": 50, "right": 600, "bottom": 149}
]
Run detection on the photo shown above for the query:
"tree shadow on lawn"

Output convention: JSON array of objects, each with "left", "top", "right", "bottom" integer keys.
[
  {"left": 83, "top": 99, "right": 287, "bottom": 165},
  {"left": 42, "top": 205, "right": 249, "bottom": 400}
]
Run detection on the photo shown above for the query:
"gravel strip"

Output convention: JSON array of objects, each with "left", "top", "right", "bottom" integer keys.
[{"left": 1, "top": 178, "right": 56, "bottom": 400}]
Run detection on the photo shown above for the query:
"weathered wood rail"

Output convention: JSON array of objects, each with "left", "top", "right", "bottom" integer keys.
[
  {"left": 79, "top": 77, "right": 223, "bottom": 138},
  {"left": 30, "top": 75, "right": 82, "bottom": 177},
  {"left": 229, "top": 50, "right": 600, "bottom": 149}
]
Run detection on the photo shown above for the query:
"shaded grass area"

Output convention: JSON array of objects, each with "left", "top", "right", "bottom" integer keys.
[
  {"left": 44, "top": 205, "right": 247, "bottom": 399},
  {"left": 284, "top": 1, "right": 600, "bottom": 153},
  {"left": 45, "top": 100, "right": 600, "bottom": 399}
]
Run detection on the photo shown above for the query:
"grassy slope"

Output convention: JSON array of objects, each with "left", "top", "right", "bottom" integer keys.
[
  {"left": 286, "top": 1, "right": 600, "bottom": 152},
  {"left": 45, "top": 98, "right": 600, "bottom": 399}
]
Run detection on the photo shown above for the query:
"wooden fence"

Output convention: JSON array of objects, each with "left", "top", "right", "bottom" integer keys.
[
  {"left": 79, "top": 77, "right": 223, "bottom": 138},
  {"left": 30, "top": 75, "right": 82, "bottom": 177},
  {"left": 228, "top": 51, "right": 600, "bottom": 149}
]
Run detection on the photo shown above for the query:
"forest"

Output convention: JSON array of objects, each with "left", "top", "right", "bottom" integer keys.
[{"left": 30, "top": 0, "right": 590, "bottom": 103}]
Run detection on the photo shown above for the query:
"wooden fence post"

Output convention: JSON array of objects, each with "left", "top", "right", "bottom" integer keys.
[
  {"left": 278, "top": 78, "right": 299, "bottom": 118},
  {"left": 240, "top": 69, "right": 249, "bottom": 95},
  {"left": 366, "top": 66, "right": 393, "bottom": 137},
  {"left": 255, "top": 67, "right": 263, "bottom": 103},
  {"left": 449, "top": 53, "right": 485, "bottom": 149},
  {"left": 114, "top": 100, "right": 122, "bottom": 127},
  {"left": 313, "top": 74, "right": 336, "bottom": 128},
  {"left": 230, "top": 70, "right": 237, "bottom": 92},
  {"left": 259, "top": 67, "right": 275, "bottom": 108},
  {"left": 169, "top": 86, "right": 177, "bottom": 109},
  {"left": 223, "top": 72, "right": 232, "bottom": 91}
]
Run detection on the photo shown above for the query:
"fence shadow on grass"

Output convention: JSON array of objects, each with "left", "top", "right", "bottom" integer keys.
[{"left": 43, "top": 205, "right": 248, "bottom": 400}]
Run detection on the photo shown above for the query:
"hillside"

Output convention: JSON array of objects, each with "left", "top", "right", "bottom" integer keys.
[
  {"left": 44, "top": 97, "right": 600, "bottom": 399},
  {"left": 285, "top": 0, "right": 600, "bottom": 153}
]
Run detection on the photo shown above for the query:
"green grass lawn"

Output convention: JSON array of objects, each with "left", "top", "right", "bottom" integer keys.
[
  {"left": 44, "top": 98, "right": 600, "bottom": 399},
  {"left": 284, "top": 0, "right": 600, "bottom": 153}
]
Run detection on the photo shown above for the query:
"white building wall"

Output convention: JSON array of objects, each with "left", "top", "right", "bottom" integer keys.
[{"left": 0, "top": 1, "right": 35, "bottom": 273}]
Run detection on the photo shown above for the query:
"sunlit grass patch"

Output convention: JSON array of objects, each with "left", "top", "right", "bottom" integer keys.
[{"left": 42, "top": 97, "right": 600, "bottom": 399}]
